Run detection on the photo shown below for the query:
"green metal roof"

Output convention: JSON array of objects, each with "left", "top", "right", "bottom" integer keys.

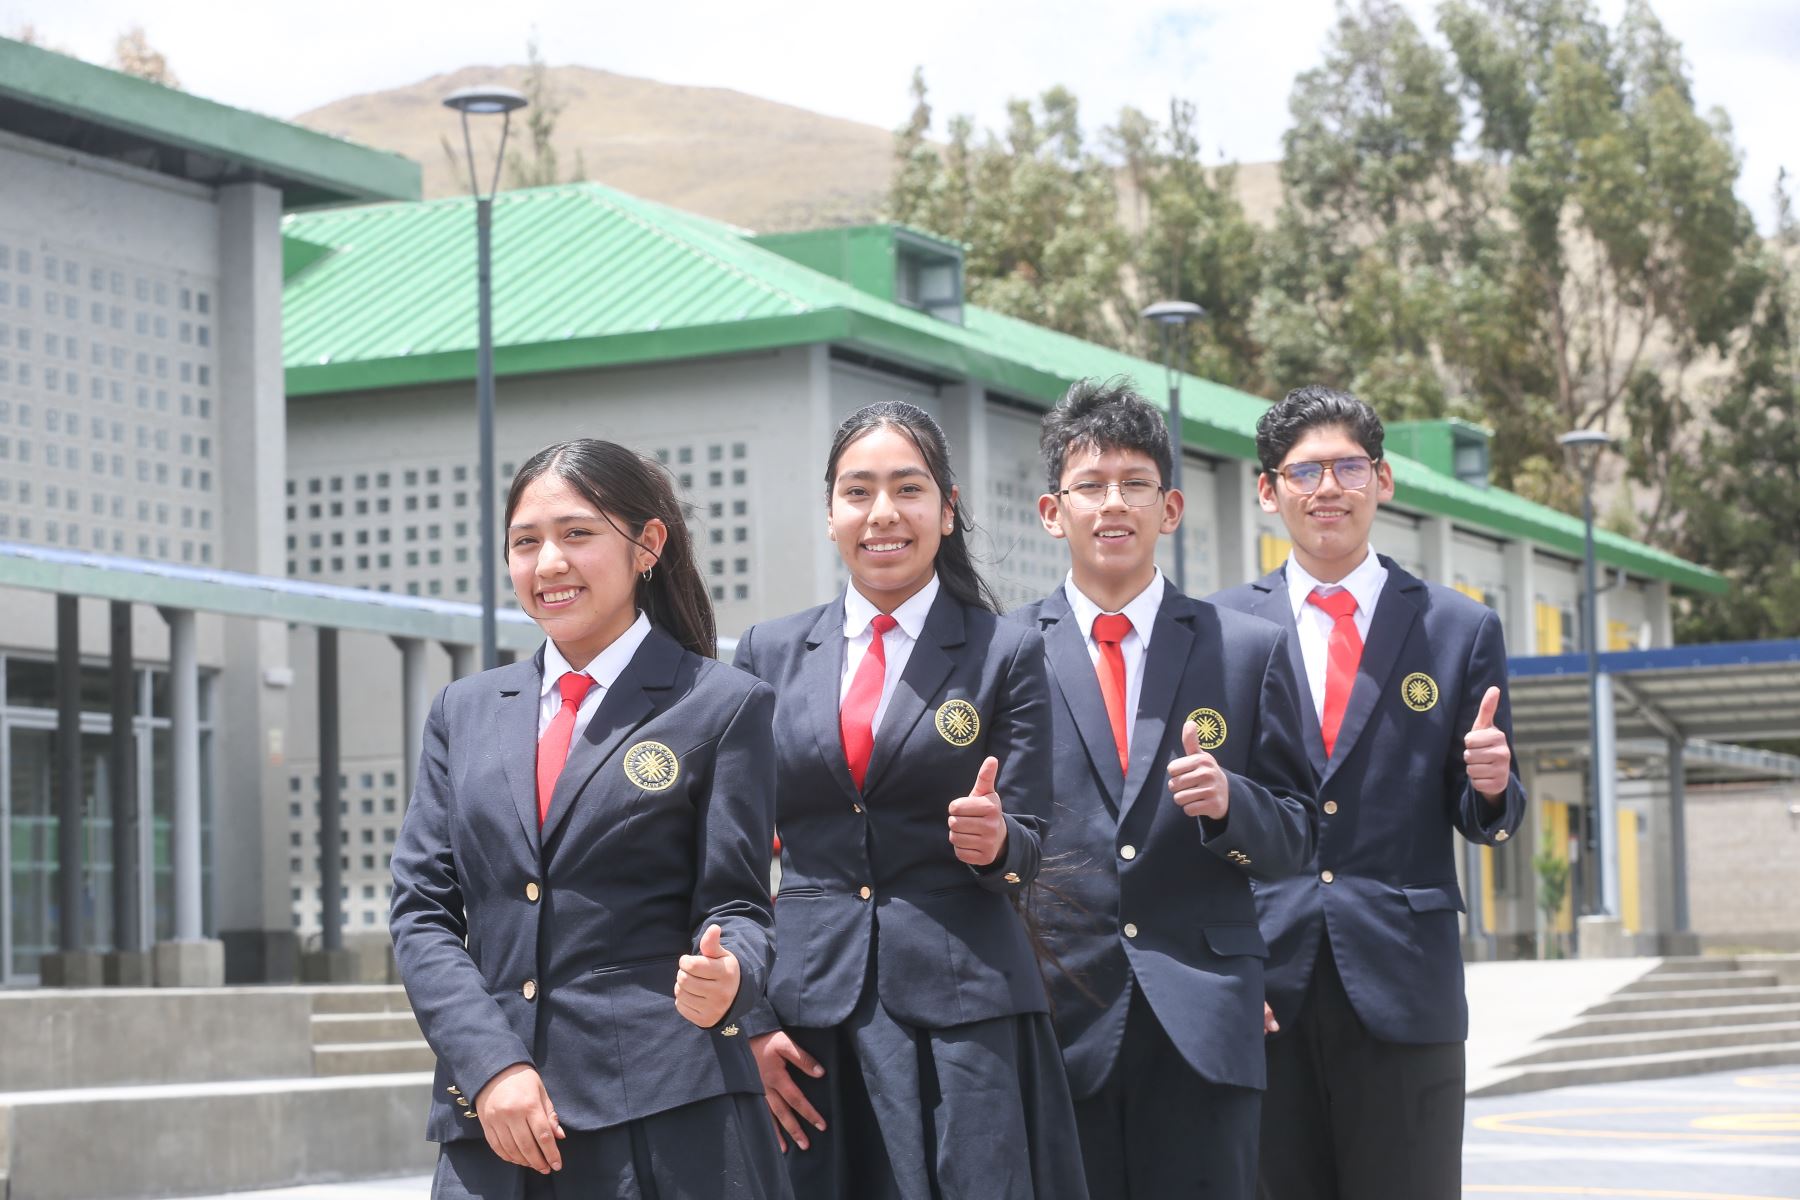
[
  {"left": 0, "top": 37, "right": 418, "bottom": 208},
  {"left": 281, "top": 182, "right": 1721, "bottom": 594}
]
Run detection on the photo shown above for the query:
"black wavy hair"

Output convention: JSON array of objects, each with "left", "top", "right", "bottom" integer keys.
[
  {"left": 1038, "top": 376, "right": 1174, "bottom": 494},
  {"left": 824, "top": 401, "right": 1001, "bottom": 614},
  {"left": 505, "top": 439, "right": 716, "bottom": 659},
  {"left": 1254, "top": 384, "right": 1386, "bottom": 474}
]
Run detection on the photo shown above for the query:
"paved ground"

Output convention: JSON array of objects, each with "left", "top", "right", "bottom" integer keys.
[
  {"left": 169, "top": 1066, "right": 1800, "bottom": 1199},
  {"left": 1464, "top": 1066, "right": 1800, "bottom": 1198}
]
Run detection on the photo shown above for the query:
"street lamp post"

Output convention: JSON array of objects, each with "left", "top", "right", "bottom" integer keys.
[
  {"left": 1558, "top": 428, "right": 1616, "bottom": 918},
  {"left": 443, "top": 85, "right": 528, "bottom": 672},
  {"left": 1139, "top": 300, "right": 1205, "bottom": 593}
]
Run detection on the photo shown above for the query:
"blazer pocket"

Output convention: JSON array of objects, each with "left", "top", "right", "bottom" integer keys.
[
  {"left": 773, "top": 885, "right": 823, "bottom": 900},
  {"left": 591, "top": 954, "right": 677, "bottom": 977},
  {"left": 1202, "top": 924, "right": 1270, "bottom": 959},
  {"left": 1401, "top": 883, "right": 1466, "bottom": 914}
]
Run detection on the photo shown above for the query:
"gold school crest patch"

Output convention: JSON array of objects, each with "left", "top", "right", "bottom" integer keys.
[
  {"left": 623, "top": 740, "right": 680, "bottom": 791},
  {"left": 1186, "top": 708, "right": 1228, "bottom": 751},
  {"left": 1401, "top": 673, "right": 1439, "bottom": 713},
  {"left": 935, "top": 699, "right": 981, "bottom": 747}
]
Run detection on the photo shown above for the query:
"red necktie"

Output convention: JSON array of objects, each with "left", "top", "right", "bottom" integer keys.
[
  {"left": 1307, "top": 589, "right": 1363, "bottom": 758},
  {"left": 536, "top": 671, "right": 596, "bottom": 825},
  {"left": 841, "top": 614, "right": 898, "bottom": 791},
  {"left": 1092, "top": 614, "right": 1132, "bottom": 774}
]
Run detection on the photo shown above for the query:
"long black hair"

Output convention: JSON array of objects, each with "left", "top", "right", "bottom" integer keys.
[
  {"left": 505, "top": 439, "right": 716, "bottom": 659},
  {"left": 824, "top": 401, "right": 1001, "bottom": 614}
]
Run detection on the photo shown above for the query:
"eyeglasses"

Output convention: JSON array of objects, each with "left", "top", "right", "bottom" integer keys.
[
  {"left": 1272, "top": 456, "right": 1379, "bottom": 495},
  {"left": 1058, "top": 479, "right": 1165, "bottom": 510}
]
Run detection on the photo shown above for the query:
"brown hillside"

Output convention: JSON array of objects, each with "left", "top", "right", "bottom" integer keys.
[{"left": 295, "top": 64, "right": 899, "bottom": 232}]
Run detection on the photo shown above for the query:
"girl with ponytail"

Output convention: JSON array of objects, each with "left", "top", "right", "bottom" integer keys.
[
  {"left": 731, "top": 403, "right": 1088, "bottom": 1199},
  {"left": 391, "top": 439, "right": 791, "bottom": 1199}
]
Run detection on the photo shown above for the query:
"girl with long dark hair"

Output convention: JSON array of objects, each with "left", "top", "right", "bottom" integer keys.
[
  {"left": 732, "top": 402, "right": 1088, "bottom": 1199},
  {"left": 391, "top": 439, "right": 791, "bottom": 1199}
]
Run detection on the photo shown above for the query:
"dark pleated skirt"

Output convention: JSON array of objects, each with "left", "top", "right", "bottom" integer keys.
[
  {"left": 782, "top": 982, "right": 1089, "bottom": 1200},
  {"left": 432, "top": 1092, "right": 792, "bottom": 1200}
]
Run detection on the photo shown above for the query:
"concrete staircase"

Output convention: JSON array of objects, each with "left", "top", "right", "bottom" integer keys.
[
  {"left": 1473, "top": 955, "right": 1800, "bottom": 1096},
  {"left": 0, "top": 986, "right": 435, "bottom": 1199},
  {"left": 309, "top": 985, "right": 434, "bottom": 1076}
]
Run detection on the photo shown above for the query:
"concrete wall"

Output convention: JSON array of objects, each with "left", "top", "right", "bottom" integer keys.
[{"left": 1685, "top": 781, "right": 1800, "bottom": 946}]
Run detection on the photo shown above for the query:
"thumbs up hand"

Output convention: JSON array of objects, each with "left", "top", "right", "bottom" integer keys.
[
  {"left": 1168, "top": 720, "right": 1230, "bottom": 821},
  {"left": 675, "top": 923, "right": 741, "bottom": 1029},
  {"left": 1464, "top": 686, "right": 1512, "bottom": 804},
  {"left": 948, "top": 755, "right": 1008, "bottom": 867}
]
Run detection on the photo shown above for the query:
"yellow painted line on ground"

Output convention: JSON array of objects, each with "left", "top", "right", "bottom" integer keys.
[
  {"left": 1734, "top": 1072, "right": 1800, "bottom": 1091},
  {"left": 1690, "top": 1112, "right": 1800, "bottom": 1133},
  {"left": 1472, "top": 1106, "right": 1800, "bottom": 1144},
  {"left": 1465, "top": 1187, "right": 1797, "bottom": 1199}
]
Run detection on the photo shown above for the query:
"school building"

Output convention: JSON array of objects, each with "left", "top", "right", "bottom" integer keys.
[{"left": 3, "top": 37, "right": 1793, "bottom": 988}]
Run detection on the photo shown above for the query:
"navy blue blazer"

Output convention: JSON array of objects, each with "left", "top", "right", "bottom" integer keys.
[
  {"left": 1011, "top": 585, "right": 1316, "bottom": 1095},
  {"left": 1210, "top": 558, "right": 1526, "bottom": 1044},
  {"left": 390, "top": 628, "right": 777, "bottom": 1143},
  {"left": 733, "top": 587, "right": 1052, "bottom": 1033}
]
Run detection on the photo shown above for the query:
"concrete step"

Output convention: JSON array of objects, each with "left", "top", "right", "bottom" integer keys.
[
  {"left": 1581, "top": 984, "right": 1800, "bottom": 1015},
  {"left": 1646, "top": 956, "right": 1745, "bottom": 974},
  {"left": 1504, "top": 1020, "right": 1800, "bottom": 1066},
  {"left": 307, "top": 985, "right": 413, "bottom": 1015},
  {"left": 313, "top": 1040, "right": 437, "bottom": 1076},
  {"left": 310, "top": 1011, "right": 422, "bottom": 1045},
  {"left": 1469, "top": 1039, "right": 1800, "bottom": 1097},
  {"left": 0, "top": 1073, "right": 435, "bottom": 1200},
  {"left": 1548, "top": 1002, "right": 1800, "bottom": 1039},
  {"left": 1617, "top": 969, "right": 1777, "bottom": 993}
]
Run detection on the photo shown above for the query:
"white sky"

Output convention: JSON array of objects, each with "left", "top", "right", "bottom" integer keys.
[{"left": 11, "top": 0, "right": 1795, "bottom": 229}]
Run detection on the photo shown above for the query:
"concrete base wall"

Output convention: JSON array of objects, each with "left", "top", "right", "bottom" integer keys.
[
  {"left": 0, "top": 988, "right": 313, "bottom": 1090},
  {"left": 0, "top": 1074, "right": 435, "bottom": 1200},
  {"left": 1686, "top": 782, "right": 1800, "bottom": 940}
]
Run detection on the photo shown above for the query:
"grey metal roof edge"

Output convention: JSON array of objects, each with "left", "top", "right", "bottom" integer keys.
[{"left": 0, "top": 541, "right": 539, "bottom": 649}]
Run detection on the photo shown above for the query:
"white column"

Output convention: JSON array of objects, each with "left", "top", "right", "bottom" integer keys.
[
  {"left": 393, "top": 637, "right": 428, "bottom": 806},
  {"left": 1213, "top": 458, "right": 1261, "bottom": 589},
  {"left": 1421, "top": 516, "right": 1453, "bottom": 587},
  {"left": 163, "top": 607, "right": 203, "bottom": 941},
  {"left": 1503, "top": 540, "right": 1537, "bottom": 654},
  {"left": 1596, "top": 671, "right": 1620, "bottom": 918}
]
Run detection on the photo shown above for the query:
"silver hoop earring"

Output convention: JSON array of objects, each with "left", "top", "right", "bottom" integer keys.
[{"left": 640, "top": 567, "right": 654, "bottom": 582}]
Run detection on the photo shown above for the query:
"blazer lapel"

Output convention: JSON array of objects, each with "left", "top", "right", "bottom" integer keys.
[
  {"left": 1321, "top": 559, "right": 1422, "bottom": 785},
  {"left": 499, "top": 652, "right": 548, "bottom": 848},
  {"left": 538, "top": 629, "right": 677, "bottom": 846},
  {"left": 1038, "top": 590, "right": 1125, "bottom": 810},
  {"left": 1121, "top": 588, "right": 1193, "bottom": 821},
  {"left": 801, "top": 599, "right": 862, "bottom": 807},
  {"left": 1251, "top": 568, "right": 1328, "bottom": 778},
  {"left": 863, "top": 590, "right": 962, "bottom": 795}
]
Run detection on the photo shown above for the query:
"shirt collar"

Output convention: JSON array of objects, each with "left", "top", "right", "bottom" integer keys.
[
  {"left": 1285, "top": 548, "right": 1385, "bottom": 621},
  {"left": 540, "top": 611, "right": 652, "bottom": 698},
  {"left": 844, "top": 573, "right": 939, "bottom": 642},
  {"left": 1063, "top": 568, "right": 1166, "bottom": 642}
]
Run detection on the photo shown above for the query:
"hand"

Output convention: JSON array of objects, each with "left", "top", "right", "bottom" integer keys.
[
  {"left": 1168, "top": 720, "right": 1230, "bottom": 821},
  {"left": 1263, "top": 1001, "right": 1280, "bottom": 1035},
  {"left": 751, "top": 1030, "right": 827, "bottom": 1152},
  {"left": 674, "top": 924, "right": 741, "bottom": 1028},
  {"left": 473, "top": 1063, "right": 565, "bottom": 1174},
  {"left": 1464, "top": 686, "right": 1512, "bottom": 803},
  {"left": 948, "top": 756, "right": 1008, "bottom": 867}
]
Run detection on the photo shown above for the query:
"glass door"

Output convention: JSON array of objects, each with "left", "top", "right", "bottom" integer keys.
[{"left": 5, "top": 721, "right": 116, "bottom": 982}]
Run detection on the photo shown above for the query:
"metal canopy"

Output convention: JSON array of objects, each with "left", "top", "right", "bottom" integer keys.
[
  {"left": 1509, "top": 640, "right": 1800, "bottom": 750},
  {"left": 0, "top": 541, "right": 542, "bottom": 650}
]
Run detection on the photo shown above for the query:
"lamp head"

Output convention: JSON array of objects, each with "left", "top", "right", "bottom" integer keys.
[
  {"left": 1139, "top": 300, "right": 1206, "bottom": 327},
  {"left": 443, "top": 86, "right": 529, "bottom": 116},
  {"left": 1557, "top": 428, "right": 1613, "bottom": 476}
]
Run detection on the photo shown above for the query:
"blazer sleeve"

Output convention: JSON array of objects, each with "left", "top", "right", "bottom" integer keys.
[
  {"left": 972, "top": 624, "right": 1051, "bottom": 893},
  {"left": 389, "top": 687, "right": 534, "bottom": 1102},
  {"left": 1199, "top": 625, "right": 1320, "bottom": 880},
  {"left": 726, "top": 621, "right": 786, "bottom": 1039},
  {"left": 1448, "top": 609, "right": 1527, "bottom": 844},
  {"left": 688, "top": 679, "right": 779, "bottom": 1029}
]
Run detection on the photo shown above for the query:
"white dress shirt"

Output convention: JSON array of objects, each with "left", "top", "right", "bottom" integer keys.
[
  {"left": 840, "top": 574, "right": 940, "bottom": 735},
  {"left": 1063, "top": 569, "right": 1167, "bottom": 758},
  {"left": 537, "top": 612, "right": 653, "bottom": 741},
  {"left": 1283, "top": 549, "right": 1388, "bottom": 723}
]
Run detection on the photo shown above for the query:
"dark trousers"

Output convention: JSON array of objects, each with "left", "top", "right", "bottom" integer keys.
[
  {"left": 1257, "top": 941, "right": 1464, "bottom": 1200},
  {"left": 1073, "top": 983, "right": 1261, "bottom": 1199}
]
